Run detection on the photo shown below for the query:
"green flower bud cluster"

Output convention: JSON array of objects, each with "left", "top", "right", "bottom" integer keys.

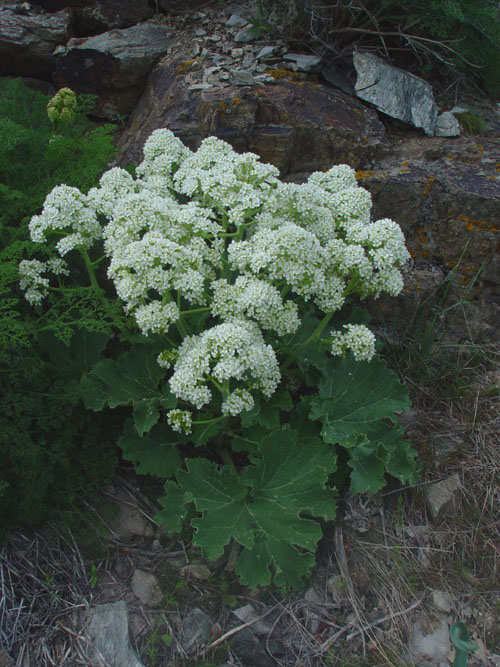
[{"left": 47, "top": 88, "right": 77, "bottom": 129}]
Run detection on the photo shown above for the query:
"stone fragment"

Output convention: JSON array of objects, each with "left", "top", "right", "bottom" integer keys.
[
  {"left": 231, "top": 47, "right": 244, "bottom": 58},
  {"left": 75, "top": 0, "right": 153, "bottom": 34},
  {"left": 233, "top": 604, "right": 273, "bottom": 636},
  {"left": 131, "top": 569, "right": 162, "bottom": 605},
  {"left": 283, "top": 52, "right": 321, "bottom": 71},
  {"left": 229, "top": 626, "right": 275, "bottom": 666},
  {"left": 353, "top": 52, "right": 438, "bottom": 136},
  {"left": 0, "top": 7, "right": 71, "bottom": 78},
  {"left": 234, "top": 26, "right": 255, "bottom": 43},
  {"left": 431, "top": 589, "right": 452, "bottom": 613},
  {"left": 230, "top": 69, "right": 257, "bottom": 85},
  {"left": 179, "top": 608, "right": 214, "bottom": 653},
  {"left": 436, "top": 111, "right": 460, "bottom": 137},
  {"left": 410, "top": 615, "right": 451, "bottom": 663},
  {"left": 86, "top": 600, "right": 144, "bottom": 667},
  {"left": 426, "top": 473, "right": 461, "bottom": 521},
  {"left": 226, "top": 14, "right": 247, "bottom": 27},
  {"left": 303, "top": 587, "right": 322, "bottom": 633},
  {"left": 110, "top": 493, "right": 155, "bottom": 539},
  {"left": 195, "top": 28, "right": 207, "bottom": 36},
  {"left": 179, "top": 563, "right": 211, "bottom": 580},
  {"left": 256, "top": 45, "right": 275, "bottom": 60}
]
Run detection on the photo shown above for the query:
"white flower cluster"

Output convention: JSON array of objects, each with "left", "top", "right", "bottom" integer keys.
[
  {"left": 29, "top": 185, "right": 102, "bottom": 256},
  {"left": 21, "top": 128, "right": 410, "bottom": 418},
  {"left": 330, "top": 324, "right": 376, "bottom": 361},
  {"left": 168, "top": 319, "right": 280, "bottom": 410},
  {"left": 167, "top": 409, "right": 193, "bottom": 434},
  {"left": 19, "top": 258, "right": 69, "bottom": 305},
  {"left": 211, "top": 275, "right": 300, "bottom": 336}
]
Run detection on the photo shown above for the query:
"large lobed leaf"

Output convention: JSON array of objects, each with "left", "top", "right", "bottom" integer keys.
[{"left": 157, "top": 428, "right": 337, "bottom": 588}]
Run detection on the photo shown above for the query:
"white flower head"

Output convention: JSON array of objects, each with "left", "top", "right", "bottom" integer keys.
[{"left": 331, "top": 324, "right": 376, "bottom": 361}]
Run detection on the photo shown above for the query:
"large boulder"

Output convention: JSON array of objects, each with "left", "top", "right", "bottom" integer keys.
[
  {"left": 117, "top": 55, "right": 389, "bottom": 172},
  {"left": 0, "top": 6, "right": 72, "bottom": 78},
  {"left": 53, "top": 19, "right": 176, "bottom": 118}
]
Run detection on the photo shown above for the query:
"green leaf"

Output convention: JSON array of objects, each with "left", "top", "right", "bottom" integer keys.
[
  {"left": 133, "top": 399, "right": 161, "bottom": 436},
  {"left": 156, "top": 429, "right": 337, "bottom": 588},
  {"left": 309, "top": 354, "right": 410, "bottom": 445},
  {"left": 348, "top": 441, "right": 387, "bottom": 494},
  {"left": 235, "top": 536, "right": 315, "bottom": 589},
  {"left": 177, "top": 459, "right": 253, "bottom": 560},
  {"left": 240, "top": 391, "right": 292, "bottom": 430},
  {"left": 191, "top": 418, "right": 224, "bottom": 446},
  {"left": 118, "top": 421, "right": 183, "bottom": 478},
  {"left": 79, "top": 346, "right": 165, "bottom": 411},
  {"left": 40, "top": 328, "right": 110, "bottom": 381},
  {"left": 157, "top": 480, "right": 189, "bottom": 532}
]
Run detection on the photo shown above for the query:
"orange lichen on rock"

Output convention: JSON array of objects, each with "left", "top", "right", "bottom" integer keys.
[
  {"left": 422, "top": 175, "right": 434, "bottom": 196},
  {"left": 355, "top": 170, "right": 374, "bottom": 180}
]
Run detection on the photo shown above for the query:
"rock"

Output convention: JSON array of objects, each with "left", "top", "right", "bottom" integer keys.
[
  {"left": 436, "top": 111, "right": 461, "bottom": 137},
  {"left": 227, "top": 14, "right": 248, "bottom": 27},
  {"left": 54, "top": 19, "right": 176, "bottom": 119},
  {"left": 179, "top": 608, "right": 214, "bottom": 653},
  {"left": 303, "top": 586, "right": 323, "bottom": 633},
  {"left": 234, "top": 26, "right": 255, "bottom": 43},
  {"left": 410, "top": 615, "right": 451, "bottom": 663},
  {"left": 228, "top": 626, "right": 275, "bottom": 667},
  {"left": 283, "top": 53, "right": 322, "bottom": 71},
  {"left": 431, "top": 590, "right": 452, "bottom": 613},
  {"left": 353, "top": 52, "right": 438, "bottom": 136},
  {"left": 233, "top": 604, "right": 273, "bottom": 636},
  {"left": 110, "top": 490, "right": 155, "bottom": 539},
  {"left": 0, "top": 7, "right": 71, "bottom": 78},
  {"left": 256, "top": 45, "right": 275, "bottom": 60},
  {"left": 77, "top": 1, "right": 153, "bottom": 35},
  {"left": 327, "top": 573, "right": 348, "bottom": 604},
  {"left": 117, "top": 55, "right": 388, "bottom": 174},
  {"left": 426, "top": 474, "right": 461, "bottom": 521},
  {"left": 179, "top": 563, "right": 211, "bottom": 580},
  {"left": 85, "top": 600, "right": 144, "bottom": 667},
  {"left": 131, "top": 569, "right": 162, "bottom": 605},
  {"left": 230, "top": 69, "right": 257, "bottom": 86}
]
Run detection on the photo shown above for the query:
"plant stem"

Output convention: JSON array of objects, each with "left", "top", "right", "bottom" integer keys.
[
  {"left": 81, "top": 249, "right": 100, "bottom": 292},
  {"left": 282, "top": 311, "right": 334, "bottom": 371},
  {"left": 218, "top": 446, "right": 237, "bottom": 474}
]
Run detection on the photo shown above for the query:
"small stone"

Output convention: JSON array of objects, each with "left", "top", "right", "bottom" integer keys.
[
  {"left": 426, "top": 473, "right": 461, "bottom": 521},
  {"left": 231, "top": 47, "right": 244, "bottom": 58},
  {"left": 431, "top": 590, "right": 452, "bottom": 613},
  {"left": 226, "top": 14, "right": 248, "bottom": 27},
  {"left": 86, "top": 601, "right": 144, "bottom": 667},
  {"left": 327, "top": 574, "right": 348, "bottom": 603},
  {"left": 436, "top": 111, "right": 460, "bottom": 137},
  {"left": 230, "top": 69, "right": 256, "bottom": 85},
  {"left": 283, "top": 53, "right": 321, "bottom": 71},
  {"left": 233, "top": 604, "right": 272, "bottom": 635},
  {"left": 254, "top": 74, "right": 275, "bottom": 84},
  {"left": 195, "top": 28, "right": 207, "bottom": 36},
  {"left": 131, "top": 569, "right": 162, "bottom": 605},
  {"left": 410, "top": 616, "right": 451, "bottom": 663},
  {"left": 234, "top": 26, "right": 255, "bottom": 43},
  {"left": 179, "top": 563, "right": 211, "bottom": 580},
  {"left": 188, "top": 83, "right": 216, "bottom": 91},
  {"left": 303, "top": 587, "right": 322, "bottom": 633},
  {"left": 257, "top": 45, "right": 275, "bottom": 60},
  {"left": 179, "top": 608, "right": 214, "bottom": 653}
]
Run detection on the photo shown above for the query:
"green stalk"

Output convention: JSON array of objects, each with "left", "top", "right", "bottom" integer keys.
[
  {"left": 81, "top": 249, "right": 100, "bottom": 292},
  {"left": 219, "top": 446, "right": 237, "bottom": 474},
  {"left": 282, "top": 311, "right": 334, "bottom": 371}
]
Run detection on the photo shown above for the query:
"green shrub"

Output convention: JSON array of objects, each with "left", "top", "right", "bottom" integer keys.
[{"left": 0, "top": 79, "right": 121, "bottom": 533}]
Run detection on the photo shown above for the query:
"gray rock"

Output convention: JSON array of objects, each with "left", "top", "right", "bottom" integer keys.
[
  {"left": 86, "top": 600, "right": 144, "bottom": 667},
  {"left": 256, "top": 45, "right": 275, "bottom": 60},
  {"left": 0, "top": 7, "right": 71, "bottom": 78},
  {"left": 226, "top": 14, "right": 248, "bottom": 28},
  {"left": 230, "top": 69, "right": 257, "bottom": 85},
  {"left": 435, "top": 111, "right": 460, "bottom": 137},
  {"left": 234, "top": 26, "right": 255, "bottom": 43},
  {"left": 410, "top": 615, "right": 451, "bottom": 663},
  {"left": 353, "top": 52, "right": 438, "bottom": 136},
  {"left": 179, "top": 608, "right": 213, "bottom": 653},
  {"left": 283, "top": 52, "right": 321, "bottom": 71},
  {"left": 233, "top": 604, "right": 273, "bottom": 636},
  {"left": 229, "top": 626, "right": 275, "bottom": 666},
  {"left": 131, "top": 569, "right": 162, "bottom": 605},
  {"left": 54, "top": 19, "right": 176, "bottom": 118},
  {"left": 426, "top": 473, "right": 461, "bottom": 521},
  {"left": 431, "top": 590, "right": 452, "bottom": 613}
]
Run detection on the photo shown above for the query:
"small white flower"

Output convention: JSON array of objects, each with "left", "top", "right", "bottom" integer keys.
[
  {"left": 167, "top": 409, "right": 193, "bottom": 434},
  {"left": 331, "top": 324, "right": 376, "bottom": 361}
]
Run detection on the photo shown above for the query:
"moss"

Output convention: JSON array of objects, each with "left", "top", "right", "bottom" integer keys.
[{"left": 454, "top": 112, "right": 489, "bottom": 136}]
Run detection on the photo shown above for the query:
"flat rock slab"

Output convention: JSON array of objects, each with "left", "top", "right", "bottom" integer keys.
[
  {"left": 117, "top": 56, "right": 388, "bottom": 173},
  {"left": 426, "top": 473, "right": 462, "bottom": 522},
  {"left": 54, "top": 19, "right": 176, "bottom": 118},
  {"left": 86, "top": 600, "right": 144, "bottom": 667},
  {"left": 0, "top": 7, "right": 72, "bottom": 78},
  {"left": 354, "top": 52, "right": 438, "bottom": 136}
]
